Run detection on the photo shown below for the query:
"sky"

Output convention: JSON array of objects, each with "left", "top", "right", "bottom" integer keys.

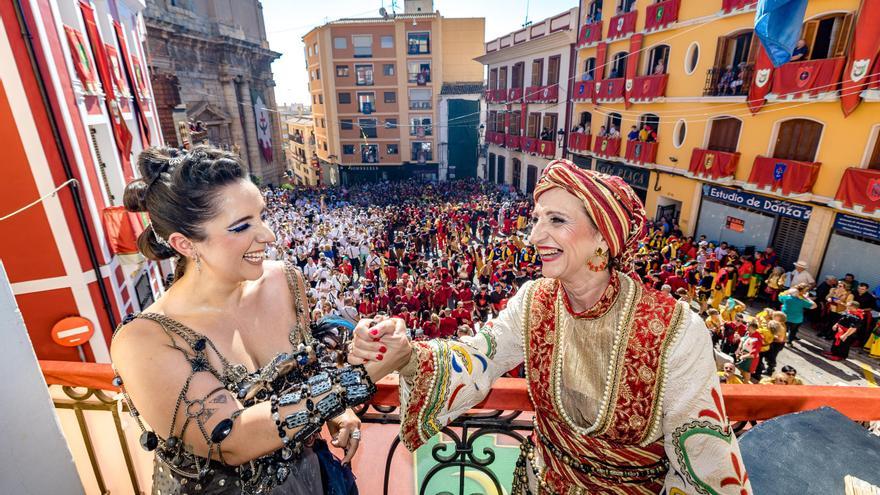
[{"left": 261, "top": 0, "right": 578, "bottom": 106}]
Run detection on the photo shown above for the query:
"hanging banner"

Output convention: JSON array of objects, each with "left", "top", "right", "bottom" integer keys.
[
  {"left": 841, "top": 0, "right": 880, "bottom": 117},
  {"left": 104, "top": 44, "right": 129, "bottom": 98},
  {"left": 79, "top": 0, "right": 133, "bottom": 177},
  {"left": 624, "top": 34, "right": 644, "bottom": 109},
  {"left": 63, "top": 25, "right": 99, "bottom": 95},
  {"left": 253, "top": 92, "right": 273, "bottom": 163},
  {"left": 113, "top": 21, "right": 151, "bottom": 144},
  {"left": 748, "top": 43, "right": 774, "bottom": 113},
  {"left": 130, "top": 55, "right": 149, "bottom": 98},
  {"left": 593, "top": 42, "right": 608, "bottom": 105}
]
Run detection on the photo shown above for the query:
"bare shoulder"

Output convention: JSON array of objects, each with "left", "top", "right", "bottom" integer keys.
[{"left": 110, "top": 316, "right": 169, "bottom": 363}]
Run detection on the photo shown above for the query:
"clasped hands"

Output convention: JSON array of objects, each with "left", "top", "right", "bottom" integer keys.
[{"left": 347, "top": 315, "right": 413, "bottom": 381}]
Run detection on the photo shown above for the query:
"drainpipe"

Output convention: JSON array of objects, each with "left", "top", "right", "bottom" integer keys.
[{"left": 12, "top": 0, "right": 118, "bottom": 330}]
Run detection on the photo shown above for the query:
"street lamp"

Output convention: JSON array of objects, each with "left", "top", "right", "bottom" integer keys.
[
  {"left": 478, "top": 123, "right": 487, "bottom": 179},
  {"left": 556, "top": 128, "right": 565, "bottom": 150}
]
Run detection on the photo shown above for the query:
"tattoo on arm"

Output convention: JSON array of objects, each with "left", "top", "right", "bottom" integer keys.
[{"left": 209, "top": 395, "right": 229, "bottom": 404}]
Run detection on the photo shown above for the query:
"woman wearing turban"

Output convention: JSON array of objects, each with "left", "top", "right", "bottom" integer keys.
[{"left": 352, "top": 160, "right": 750, "bottom": 494}]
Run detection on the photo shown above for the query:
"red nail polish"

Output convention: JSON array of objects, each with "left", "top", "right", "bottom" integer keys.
[
  {"left": 370, "top": 329, "right": 378, "bottom": 336},
  {"left": 376, "top": 354, "right": 384, "bottom": 361},
  {"left": 373, "top": 338, "right": 380, "bottom": 342},
  {"left": 379, "top": 346, "right": 387, "bottom": 353}
]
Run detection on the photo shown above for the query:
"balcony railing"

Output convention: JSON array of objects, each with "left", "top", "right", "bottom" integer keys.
[
  {"left": 593, "top": 135, "right": 622, "bottom": 157},
  {"left": 704, "top": 64, "right": 754, "bottom": 96},
  {"left": 595, "top": 78, "right": 625, "bottom": 102},
  {"left": 521, "top": 137, "right": 555, "bottom": 158},
  {"left": 832, "top": 167, "right": 880, "bottom": 216},
  {"left": 625, "top": 140, "right": 658, "bottom": 164},
  {"left": 607, "top": 10, "right": 637, "bottom": 40},
  {"left": 39, "top": 361, "right": 880, "bottom": 495},
  {"left": 688, "top": 147, "right": 741, "bottom": 181},
  {"left": 409, "top": 100, "right": 433, "bottom": 110},
  {"left": 486, "top": 130, "right": 506, "bottom": 146},
  {"left": 747, "top": 155, "right": 821, "bottom": 196},
  {"left": 569, "top": 132, "right": 592, "bottom": 154},
  {"left": 524, "top": 84, "right": 558, "bottom": 103},
  {"left": 572, "top": 80, "right": 595, "bottom": 102},
  {"left": 507, "top": 87, "right": 523, "bottom": 102},
  {"left": 645, "top": 0, "right": 680, "bottom": 32},
  {"left": 505, "top": 133, "right": 521, "bottom": 150},
  {"left": 770, "top": 56, "right": 846, "bottom": 99},
  {"left": 722, "top": 0, "right": 758, "bottom": 13},
  {"left": 485, "top": 88, "right": 507, "bottom": 103},
  {"left": 629, "top": 74, "right": 668, "bottom": 102},
  {"left": 577, "top": 20, "right": 603, "bottom": 47}
]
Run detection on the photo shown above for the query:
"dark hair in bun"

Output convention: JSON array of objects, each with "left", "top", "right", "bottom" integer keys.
[{"left": 123, "top": 145, "right": 244, "bottom": 277}]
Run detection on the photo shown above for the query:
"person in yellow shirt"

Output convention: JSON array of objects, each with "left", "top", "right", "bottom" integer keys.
[
  {"left": 754, "top": 320, "right": 775, "bottom": 379},
  {"left": 705, "top": 308, "right": 724, "bottom": 347},
  {"left": 721, "top": 296, "right": 746, "bottom": 321},
  {"left": 718, "top": 362, "right": 744, "bottom": 384}
]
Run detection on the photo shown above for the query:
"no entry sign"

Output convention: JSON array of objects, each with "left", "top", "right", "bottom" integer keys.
[{"left": 51, "top": 316, "right": 95, "bottom": 347}]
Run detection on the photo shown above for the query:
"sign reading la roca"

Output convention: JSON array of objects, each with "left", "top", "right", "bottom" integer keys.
[{"left": 702, "top": 184, "right": 812, "bottom": 220}]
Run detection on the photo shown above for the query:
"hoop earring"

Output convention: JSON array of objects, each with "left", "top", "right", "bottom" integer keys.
[{"left": 586, "top": 247, "right": 609, "bottom": 272}]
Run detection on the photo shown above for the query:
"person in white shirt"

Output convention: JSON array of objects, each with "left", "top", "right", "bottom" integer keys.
[{"left": 786, "top": 260, "right": 815, "bottom": 289}]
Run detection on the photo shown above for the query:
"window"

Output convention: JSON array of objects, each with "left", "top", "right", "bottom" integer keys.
[
  {"left": 582, "top": 58, "right": 596, "bottom": 80},
  {"left": 498, "top": 66, "right": 508, "bottom": 89},
  {"left": 511, "top": 62, "right": 524, "bottom": 89},
  {"left": 355, "top": 64, "right": 374, "bottom": 86},
  {"left": 707, "top": 117, "right": 741, "bottom": 153},
  {"left": 606, "top": 112, "right": 622, "bottom": 133},
  {"left": 314, "top": 44, "right": 319, "bottom": 55},
  {"left": 512, "top": 158, "right": 522, "bottom": 190},
  {"left": 407, "top": 32, "right": 430, "bottom": 54},
  {"left": 318, "top": 94, "right": 323, "bottom": 104},
  {"left": 408, "top": 88, "right": 431, "bottom": 109},
  {"left": 357, "top": 92, "right": 375, "bottom": 113},
  {"left": 361, "top": 144, "right": 379, "bottom": 163},
  {"left": 410, "top": 116, "right": 432, "bottom": 136},
  {"left": 343, "top": 144, "right": 355, "bottom": 155},
  {"left": 352, "top": 35, "right": 372, "bottom": 57},
  {"left": 321, "top": 118, "right": 326, "bottom": 128},
  {"left": 801, "top": 13, "right": 854, "bottom": 60},
  {"left": 381, "top": 35, "right": 394, "bottom": 48},
  {"left": 383, "top": 64, "right": 395, "bottom": 76},
  {"left": 610, "top": 52, "right": 627, "bottom": 78},
  {"left": 541, "top": 113, "right": 558, "bottom": 140},
  {"left": 336, "top": 65, "right": 349, "bottom": 77},
  {"left": 773, "top": 119, "right": 822, "bottom": 162},
  {"left": 316, "top": 69, "right": 321, "bottom": 80},
  {"left": 359, "top": 118, "right": 378, "bottom": 138},
  {"left": 509, "top": 111, "right": 521, "bottom": 135},
  {"left": 868, "top": 129, "right": 880, "bottom": 170},
  {"left": 384, "top": 91, "right": 396, "bottom": 103},
  {"left": 407, "top": 61, "right": 431, "bottom": 84},
  {"left": 685, "top": 42, "right": 699, "bottom": 75},
  {"left": 340, "top": 119, "right": 353, "bottom": 130},
  {"left": 323, "top": 142, "right": 328, "bottom": 151},
  {"left": 334, "top": 37, "right": 347, "bottom": 49},
  {"left": 312, "top": 95, "right": 316, "bottom": 104},
  {"left": 411, "top": 141, "right": 432, "bottom": 161},
  {"left": 531, "top": 58, "right": 544, "bottom": 86},
  {"left": 387, "top": 144, "right": 399, "bottom": 155},
  {"left": 646, "top": 45, "right": 669, "bottom": 75},
  {"left": 489, "top": 68, "right": 497, "bottom": 90},
  {"left": 547, "top": 56, "right": 561, "bottom": 86},
  {"left": 527, "top": 113, "right": 540, "bottom": 138},
  {"left": 308, "top": 45, "right": 313, "bottom": 56},
  {"left": 338, "top": 92, "right": 351, "bottom": 104},
  {"left": 385, "top": 118, "right": 398, "bottom": 129},
  {"left": 673, "top": 119, "right": 687, "bottom": 148}
]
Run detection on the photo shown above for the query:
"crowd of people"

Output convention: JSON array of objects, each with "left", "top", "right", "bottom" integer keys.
[{"left": 263, "top": 178, "right": 880, "bottom": 384}]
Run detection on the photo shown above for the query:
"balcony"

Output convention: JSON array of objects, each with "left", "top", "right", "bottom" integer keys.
[
  {"left": 572, "top": 80, "right": 595, "bottom": 102},
  {"left": 521, "top": 137, "right": 555, "bottom": 158},
  {"left": 832, "top": 167, "right": 880, "bottom": 217},
  {"left": 409, "top": 100, "right": 433, "bottom": 110},
  {"left": 625, "top": 140, "right": 658, "bottom": 164},
  {"left": 595, "top": 78, "right": 625, "bottom": 102},
  {"left": 688, "top": 147, "right": 741, "bottom": 181},
  {"left": 607, "top": 10, "right": 637, "bottom": 40},
  {"left": 485, "top": 88, "right": 507, "bottom": 103},
  {"left": 524, "top": 84, "right": 558, "bottom": 103},
  {"left": 722, "top": 0, "right": 758, "bottom": 13},
  {"left": 504, "top": 133, "right": 521, "bottom": 150},
  {"left": 746, "top": 155, "right": 821, "bottom": 196},
  {"left": 507, "top": 87, "right": 523, "bottom": 102},
  {"left": 704, "top": 65, "right": 754, "bottom": 96},
  {"left": 569, "top": 132, "right": 592, "bottom": 154},
  {"left": 645, "top": 0, "right": 680, "bottom": 32},
  {"left": 593, "top": 135, "right": 621, "bottom": 158},
  {"left": 39, "top": 361, "right": 880, "bottom": 495},
  {"left": 629, "top": 74, "right": 668, "bottom": 102},
  {"left": 486, "top": 130, "right": 506, "bottom": 146},
  {"left": 770, "top": 57, "right": 846, "bottom": 100},
  {"left": 577, "top": 20, "right": 603, "bottom": 48}
]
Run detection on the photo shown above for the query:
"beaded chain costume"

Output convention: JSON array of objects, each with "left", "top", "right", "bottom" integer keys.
[{"left": 112, "top": 263, "right": 375, "bottom": 494}]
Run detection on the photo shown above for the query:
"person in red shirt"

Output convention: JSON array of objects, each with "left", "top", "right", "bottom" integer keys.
[
  {"left": 438, "top": 309, "right": 459, "bottom": 338},
  {"left": 735, "top": 255, "right": 754, "bottom": 300},
  {"left": 403, "top": 288, "right": 421, "bottom": 313},
  {"left": 666, "top": 270, "right": 688, "bottom": 295},
  {"left": 339, "top": 257, "right": 354, "bottom": 278},
  {"left": 451, "top": 301, "right": 473, "bottom": 327},
  {"left": 357, "top": 299, "right": 377, "bottom": 318},
  {"left": 384, "top": 262, "right": 398, "bottom": 285},
  {"left": 432, "top": 281, "right": 451, "bottom": 311},
  {"left": 376, "top": 288, "right": 391, "bottom": 313}
]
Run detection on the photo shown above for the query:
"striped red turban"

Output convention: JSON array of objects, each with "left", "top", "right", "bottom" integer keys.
[{"left": 534, "top": 159, "right": 647, "bottom": 272}]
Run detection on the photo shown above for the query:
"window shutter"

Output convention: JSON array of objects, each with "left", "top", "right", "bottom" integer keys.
[
  {"left": 801, "top": 20, "right": 819, "bottom": 58},
  {"left": 832, "top": 13, "right": 855, "bottom": 58}
]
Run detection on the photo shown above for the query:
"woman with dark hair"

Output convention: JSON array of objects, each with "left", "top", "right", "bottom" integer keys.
[
  {"left": 111, "top": 146, "right": 378, "bottom": 494},
  {"left": 351, "top": 159, "right": 751, "bottom": 494}
]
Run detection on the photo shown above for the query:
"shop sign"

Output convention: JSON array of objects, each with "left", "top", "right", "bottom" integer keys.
[
  {"left": 702, "top": 184, "right": 812, "bottom": 220},
  {"left": 595, "top": 160, "right": 650, "bottom": 190},
  {"left": 833, "top": 213, "right": 880, "bottom": 242},
  {"left": 725, "top": 216, "right": 745, "bottom": 232}
]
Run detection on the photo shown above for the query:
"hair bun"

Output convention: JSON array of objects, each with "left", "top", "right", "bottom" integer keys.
[
  {"left": 122, "top": 179, "right": 149, "bottom": 212},
  {"left": 137, "top": 146, "right": 181, "bottom": 184}
]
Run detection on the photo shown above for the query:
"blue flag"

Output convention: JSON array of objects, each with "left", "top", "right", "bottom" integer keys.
[{"left": 754, "top": 0, "right": 810, "bottom": 67}]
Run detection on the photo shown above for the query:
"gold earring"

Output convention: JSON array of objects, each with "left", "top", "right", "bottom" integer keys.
[
  {"left": 586, "top": 247, "right": 609, "bottom": 272},
  {"left": 193, "top": 252, "right": 202, "bottom": 273}
]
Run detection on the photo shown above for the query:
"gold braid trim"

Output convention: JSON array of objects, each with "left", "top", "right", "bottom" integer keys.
[{"left": 639, "top": 301, "right": 688, "bottom": 446}]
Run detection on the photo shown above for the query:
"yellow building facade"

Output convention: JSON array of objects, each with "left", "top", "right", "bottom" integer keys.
[
  {"left": 567, "top": 0, "right": 880, "bottom": 287},
  {"left": 286, "top": 116, "right": 320, "bottom": 186}
]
